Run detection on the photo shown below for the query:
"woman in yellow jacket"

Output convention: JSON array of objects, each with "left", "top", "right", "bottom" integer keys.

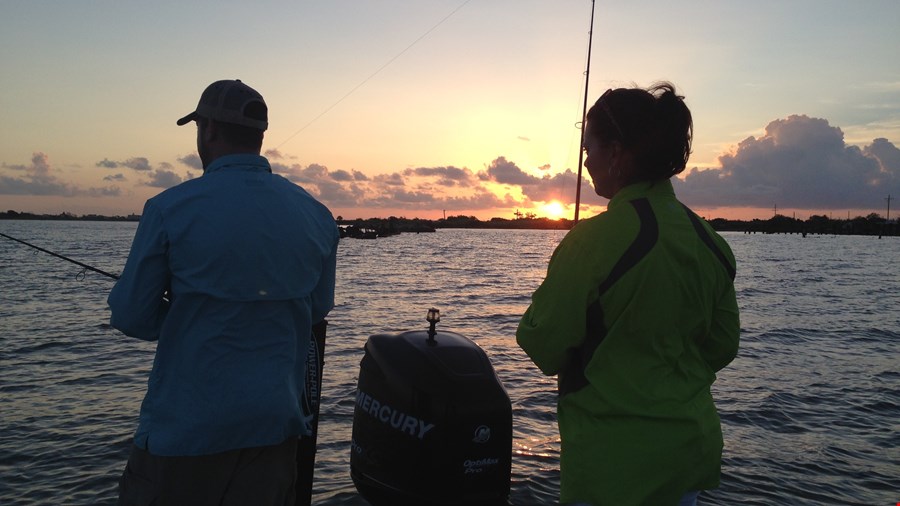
[{"left": 517, "top": 82, "right": 740, "bottom": 506}]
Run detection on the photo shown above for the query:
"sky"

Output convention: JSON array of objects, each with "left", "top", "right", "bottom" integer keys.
[{"left": 2, "top": 0, "right": 899, "bottom": 222}]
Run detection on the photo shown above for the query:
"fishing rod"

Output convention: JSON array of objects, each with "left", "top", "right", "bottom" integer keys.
[
  {"left": 573, "top": 0, "right": 596, "bottom": 223},
  {"left": 0, "top": 231, "right": 119, "bottom": 280}
]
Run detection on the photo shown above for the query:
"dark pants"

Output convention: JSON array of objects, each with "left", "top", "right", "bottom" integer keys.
[{"left": 117, "top": 438, "right": 298, "bottom": 506}]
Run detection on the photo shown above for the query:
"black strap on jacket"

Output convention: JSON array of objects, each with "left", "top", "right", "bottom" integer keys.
[
  {"left": 681, "top": 204, "right": 736, "bottom": 281},
  {"left": 557, "top": 200, "right": 737, "bottom": 397},
  {"left": 558, "top": 198, "right": 658, "bottom": 397}
]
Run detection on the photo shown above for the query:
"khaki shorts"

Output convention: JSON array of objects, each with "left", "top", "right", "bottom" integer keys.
[{"left": 117, "top": 438, "right": 298, "bottom": 506}]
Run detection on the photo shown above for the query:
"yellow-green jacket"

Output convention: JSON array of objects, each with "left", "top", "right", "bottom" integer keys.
[{"left": 517, "top": 180, "right": 740, "bottom": 505}]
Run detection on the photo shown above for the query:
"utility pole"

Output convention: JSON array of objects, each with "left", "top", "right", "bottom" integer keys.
[{"left": 886, "top": 195, "right": 893, "bottom": 238}]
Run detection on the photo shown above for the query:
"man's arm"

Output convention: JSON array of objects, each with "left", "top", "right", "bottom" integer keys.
[
  {"left": 108, "top": 201, "right": 170, "bottom": 340},
  {"left": 310, "top": 226, "right": 338, "bottom": 325}
]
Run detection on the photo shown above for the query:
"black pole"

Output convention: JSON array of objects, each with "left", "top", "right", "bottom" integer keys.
[
  {"left": 0, "top": 232, "right": 119, "bottom": 280},
  {"left": 573, "top": 0, "right": 596, "bottom": 223}
]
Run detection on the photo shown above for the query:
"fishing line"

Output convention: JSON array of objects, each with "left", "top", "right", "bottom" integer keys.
[
  {"left": 274, "top": 0, "right": 473, "bottom": 150},
  {"left": 0, "top": 232, "right": 119, "bottom": 280}
]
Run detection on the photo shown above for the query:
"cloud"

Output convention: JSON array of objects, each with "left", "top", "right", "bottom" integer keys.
[
  {"left": 0, "top": 152, "right": 77, "bottom": 196},
  {"left": 95, "top": 156, "right": 152, "bottom": 171},
  {"left": 22, "top": 112, "right": 884, "bottom": 216},
  {"left": 0, "top": 152, "right": 119, "bottom": 197},
  {"left": 144, "top": 169, "right": 184, "bottom": 188},
  {"left": 478, "top": 156, "right": 585, "bottom": 204},
  {"left": 87, "top": 186, "right": 123, "bottom": 197},
  {"left": 264, "top": 149, "right": 284, "bottom": 160},
  {"left": 329, "top": 169, "right": 353, "bottom": 182},
  {"left": 674, "top": 115, "right": 899, "bottom": 209},
  {"left": 253, "top": 158, "right": 523, "bottom": 213},
  {"left": 863, "top": 138, "right": 900, "bottom": 173},
  {"left": 403, "top": 166, "right": 474, "bottom": 187},
  {"left": 122, "top": 157, "right": 152, "bottom": 171},
  {"left": 483, "top": 156, "right": 536, "bottom": 186},
  {"left": 95, "top": 155, "right": 193, "bottom": 188},
  {"left": 372, "top": 172, "right": 406, "bottom": 187},
  {"left": 177, "top": 153, "right": 203, "bottom": 170}
]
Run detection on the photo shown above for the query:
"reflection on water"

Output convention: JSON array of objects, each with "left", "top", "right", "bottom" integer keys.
[{"left": 1, "top": 222, "right": 898, "bottom": 505}]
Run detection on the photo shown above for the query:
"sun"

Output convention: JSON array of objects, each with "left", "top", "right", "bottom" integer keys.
[{"left": 541, "top": 201, "right": 566, "bottom": 220}]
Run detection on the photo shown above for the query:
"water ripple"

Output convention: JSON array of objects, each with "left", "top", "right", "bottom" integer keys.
[{"left": 1, "top": 225, "right": 898, "bottom": 505}]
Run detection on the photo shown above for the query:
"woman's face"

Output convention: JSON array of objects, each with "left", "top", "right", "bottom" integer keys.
[{"left": 583, "top": 127, "right": 622, "bottom": 199}]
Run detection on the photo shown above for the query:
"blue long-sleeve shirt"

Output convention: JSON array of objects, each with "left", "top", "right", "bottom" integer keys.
[{"left": 108, "top": 154, "right": 339, "bottom": 456}]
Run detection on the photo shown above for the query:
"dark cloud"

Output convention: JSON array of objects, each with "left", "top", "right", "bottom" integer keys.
[
  {"left": 478, "top": 156, "right": 588, "bottom": 205},
  {"left": 274, "top": 162, "right": 329, "bottom": 185},
  {"left": 403, "top": 166, "right": 474, "bottom": 187},
  {"left": 383, "top": 189, "right": 436, "bottom": 205},
  {"left": 330, "top": 169, "right": 354, "bottom": 182},
  {"left": 104, "top": 173, "right": 127, "bottom": 182},
  {"left": 87, "top": 186, "right": 123, "bottom": 197},
  {"left": 94, "top": 156, "right": 152, "bottom": 172},
  {"left": 259, "top": 158, "right": 519, "bottom": 212},
  {"left": 863, "top": 138, "right": 900, "bottom": 174},
  {"left": 331, "top": 169, "right": 369, "bottom": 182},
  {"left": 373, "top": 172, "right": 406, "bottom": 187},
  {"left": 484, "top": 156, "right": 537, "bottom": 186},
  {"left": 122, "top": 157, "right": 152, "bottom": 171},
  {"left": 674, "top": 115, "right": 899, "bottom": 209},
  {"left": 264, "top": 149, "right": 284, "bottom": 160},
  {"left": 177, "top": 153, "right": 203, "bottom": 170},
  {"left": 316, "top": 180, "right": 366, "bottom": 207},
  {"left": 144, "top": 169, "right": 183, "bottom": 189}
]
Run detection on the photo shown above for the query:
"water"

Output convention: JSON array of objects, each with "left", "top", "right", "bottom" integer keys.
[{"left": 1, "top": 221, "right": 898, "bottom": 505}]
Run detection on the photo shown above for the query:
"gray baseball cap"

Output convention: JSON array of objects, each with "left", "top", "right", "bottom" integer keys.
[{"left": 177, "top": 79, "right": 268, "bottom": 131}]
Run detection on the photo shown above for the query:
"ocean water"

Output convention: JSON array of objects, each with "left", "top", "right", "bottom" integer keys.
[{"left": 1, "top": 220, "right": 897, "bottom": 505}]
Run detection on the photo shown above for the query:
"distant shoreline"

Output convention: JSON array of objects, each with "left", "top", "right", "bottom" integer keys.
[
  {"left": 0, "top": 211, "right": 140, "bottom": 222},
  {"left": 1, "top": 210, "right": 896, "bottom": 236}
]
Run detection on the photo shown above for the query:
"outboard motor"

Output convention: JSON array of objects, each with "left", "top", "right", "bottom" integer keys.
[{"left": 351, "top": 308, "right": 512, "bottom": 506}]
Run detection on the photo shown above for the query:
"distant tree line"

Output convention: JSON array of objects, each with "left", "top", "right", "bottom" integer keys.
[
  {"left": 4, "top": 209, "right": 896, "bottom": 237},
  {"left": 708, "top": 213, "right": 897, "bottom": 237},
  {"left": 0, "top": 210, "right": 140, "bottom": 221}
]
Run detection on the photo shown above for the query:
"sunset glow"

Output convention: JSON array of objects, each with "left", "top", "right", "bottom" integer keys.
[
  {"left": 0, "top": 2, "right": 897, "bottom": 222},
  {"left": 541, "top": 201, "right": 566, "bottom": 220}
]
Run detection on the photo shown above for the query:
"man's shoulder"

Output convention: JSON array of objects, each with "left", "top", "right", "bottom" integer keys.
[{"left": 147, "top": 177, "right": 203, "bottom": 207}]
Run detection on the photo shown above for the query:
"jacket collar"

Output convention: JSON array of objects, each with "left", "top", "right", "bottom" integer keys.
[
  {"left": 607, "top": 179, "right": 675, "bottom": 210},
  {"left": 204, "top": 154, "right": 271, "bottom": 174}
]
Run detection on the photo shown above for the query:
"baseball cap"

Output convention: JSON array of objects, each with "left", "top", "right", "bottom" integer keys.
[{"left": 176, "top": 79, "right": 268, "bottom": 131}]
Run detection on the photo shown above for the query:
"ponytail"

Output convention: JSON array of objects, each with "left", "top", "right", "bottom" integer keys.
[{"left": 648, "top": 82, "right": 693, "bottom": 178}]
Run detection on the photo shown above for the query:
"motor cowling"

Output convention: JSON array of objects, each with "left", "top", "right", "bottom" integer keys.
[{"left": 350, "top": 327, "right": 512, "bottom": 506}]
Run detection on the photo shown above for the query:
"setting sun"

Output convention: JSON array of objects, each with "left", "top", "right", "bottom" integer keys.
[{"left": 541, "top": 201, "right": 566, "bottom": 220}]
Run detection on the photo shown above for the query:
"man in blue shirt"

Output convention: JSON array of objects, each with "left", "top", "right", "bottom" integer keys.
[{"left": 109, "top": 79, "right": 339, "bottom": 505}]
